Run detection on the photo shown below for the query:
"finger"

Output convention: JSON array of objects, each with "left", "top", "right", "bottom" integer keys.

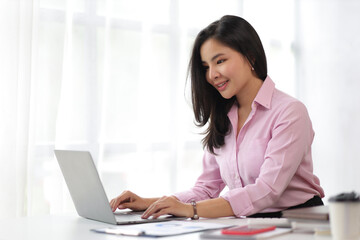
[
  {"left": 151, "top": 208, "right": 171, "bottom": 219},
  {"left": 117, "top": 191, "right": 132, "bottom": 203},
  {"left": 114, "top": 198, "right": 131, "bottom": 211},
  {"left": 142, "top": 200, "right": 168, "bottom": 219},
  {"left": 110, "top": 197, "right": 121, "bottom": 208},
  {"left": 110, "top": 192, "right": 133, "bottom": 211},
  {"left": 110, "top": 198, "right": 118, "bottom": 211},
  {"left": 109, "top": 199, "right": 114, "bottom": 208},
  {"left": 141, "top": 202, "right": 157, "bottom": 219},
  {"left": 141, "top": 206, "right": 154, "bottom": 219},
  {"left": 117, "top": 202, "right": 133, "bottom": 210}
]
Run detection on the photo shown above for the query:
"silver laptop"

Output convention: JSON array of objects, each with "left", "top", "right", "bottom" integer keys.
[{"left": 54, "top": 150, "right": 183, "bottom": 225}]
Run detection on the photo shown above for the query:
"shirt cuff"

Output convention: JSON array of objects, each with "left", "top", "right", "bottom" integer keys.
[
  {"left": 173, "top": 190, "right": 198, "bottom": 203},
  {"left": 222, "top": 189, "right": 254, "bottom": 217}
]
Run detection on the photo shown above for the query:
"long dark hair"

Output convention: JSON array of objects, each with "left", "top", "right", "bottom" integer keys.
[{"left": 188, "top": 15, "right": 267, "bottom": 154}]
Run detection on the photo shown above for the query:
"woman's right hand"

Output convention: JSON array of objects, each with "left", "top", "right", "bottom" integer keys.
[{"left": 109, "top": 190, "right": 156, "bottom": 212}]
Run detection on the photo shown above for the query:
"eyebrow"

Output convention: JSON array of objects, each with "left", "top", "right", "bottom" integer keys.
[{"left": 202, "top": 53, "right": 225, "bottom": 64}]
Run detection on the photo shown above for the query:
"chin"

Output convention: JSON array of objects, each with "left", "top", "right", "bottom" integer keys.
[{"left": 220, "top": 93, "right": 234, "bottom": 99}]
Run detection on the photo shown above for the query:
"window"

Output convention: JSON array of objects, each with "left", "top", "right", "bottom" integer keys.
[{"left": 32, "top": 0, "right": 295, "bottom": 215}]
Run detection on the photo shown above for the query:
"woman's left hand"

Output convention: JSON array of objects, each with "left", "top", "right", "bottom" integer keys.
[{"left": 141, "top": 195, "right": 193, "bottom": 219}]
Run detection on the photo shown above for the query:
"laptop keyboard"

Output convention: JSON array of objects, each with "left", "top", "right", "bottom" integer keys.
[
  {"left": 115, "top": 211, "right": 143, "bottom": 216},
  {"left": 114, "top": 211, "right": 144, "bottom": 220}
]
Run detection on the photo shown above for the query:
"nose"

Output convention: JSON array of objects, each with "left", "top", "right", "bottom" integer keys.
[{"left": 207, "top": 66, "right": 220, "bottom": 81}]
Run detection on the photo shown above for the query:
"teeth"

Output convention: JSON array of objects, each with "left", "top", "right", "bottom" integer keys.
[{"left": 218, "top": 81, "right": 227, "bottom": 87}]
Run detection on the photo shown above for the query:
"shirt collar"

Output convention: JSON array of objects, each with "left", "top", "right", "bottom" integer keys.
[{"left": 253, "top": 75, "right": 275, "bottom": 110}]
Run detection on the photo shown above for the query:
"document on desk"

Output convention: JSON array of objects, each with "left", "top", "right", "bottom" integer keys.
[{"left": 91, "top": 220, "right": 234, "bottom": 237}]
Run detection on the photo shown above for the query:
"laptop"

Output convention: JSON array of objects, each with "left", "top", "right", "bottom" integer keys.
[{"left": 54, "top": 150, "right": 183, "bottom": 225}]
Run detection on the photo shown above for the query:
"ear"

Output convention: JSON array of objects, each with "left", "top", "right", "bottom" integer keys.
[{"left": 246, "top": 56, "right": 255, "bottom": 70}]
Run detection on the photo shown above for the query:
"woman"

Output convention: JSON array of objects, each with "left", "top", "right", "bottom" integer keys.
[{"left": 110, "top": 15, "right": 324, "bottom": 219}]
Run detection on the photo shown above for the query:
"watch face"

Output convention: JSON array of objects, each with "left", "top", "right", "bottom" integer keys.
[{"left": 191, "top": 215, "right": 199, "bottom": 220}]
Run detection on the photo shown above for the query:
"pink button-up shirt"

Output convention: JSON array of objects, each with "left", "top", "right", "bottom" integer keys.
[{"left": 174, "top": 76, "right": 324, "bottom": 217}]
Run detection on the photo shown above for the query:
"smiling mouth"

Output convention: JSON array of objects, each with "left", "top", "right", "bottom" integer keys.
[{"left": 217, "top": 80, "right": 229, "bottom": 88}]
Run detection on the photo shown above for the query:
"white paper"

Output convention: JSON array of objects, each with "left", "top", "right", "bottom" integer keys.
[{"left": 92, "top": 220, "right": 234, "bottom": 237}]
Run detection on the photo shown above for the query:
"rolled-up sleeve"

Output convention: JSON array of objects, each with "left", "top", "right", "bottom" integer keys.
[{"left": 174, "top": 150, "right": 226, "bottom": 203}]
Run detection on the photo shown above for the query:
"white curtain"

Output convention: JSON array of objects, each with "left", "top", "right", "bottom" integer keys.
[
  {"left": 296, "top": 0, "right": 360, "bottom": 200},
  {"left": 1, "top": 0, "right": 247, "bottom": 217},
  {"left": 5, "top": 0, "right": 346, "bottom": 218},
  {"left": 0, "top": 0, "right": 34, "bottom": 217}
]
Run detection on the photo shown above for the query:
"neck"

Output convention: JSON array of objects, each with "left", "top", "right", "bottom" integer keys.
[{"left": 236, "top": 77, "right": 263, "bottom": 109}]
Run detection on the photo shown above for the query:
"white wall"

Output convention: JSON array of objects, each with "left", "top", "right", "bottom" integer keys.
[{"left": 296, "top": 0, "right": 360, "bottom": 201}]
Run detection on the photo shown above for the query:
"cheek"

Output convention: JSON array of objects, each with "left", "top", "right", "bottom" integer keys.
[
  {"left": 205, "top": 73, "right": 212, "bottom": 84},
  {"left": 226, "top": 63, "right": 240, "bottom": 77}
]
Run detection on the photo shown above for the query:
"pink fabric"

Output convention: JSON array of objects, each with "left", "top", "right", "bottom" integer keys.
[{"left": 174, "top": 76, "right": 324, "bottom": 217}]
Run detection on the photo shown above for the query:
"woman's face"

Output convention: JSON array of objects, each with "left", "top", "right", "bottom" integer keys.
[{"left": 200, "top": 38, "right": 254, "bottom": 100}]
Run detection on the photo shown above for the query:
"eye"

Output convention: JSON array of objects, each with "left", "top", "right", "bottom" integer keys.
[
  {"left": 202, "top": 65, "right": 209, "bottom": 71},
  {"left": 217, "top": 59, "right": 225, "bottom": 64}
]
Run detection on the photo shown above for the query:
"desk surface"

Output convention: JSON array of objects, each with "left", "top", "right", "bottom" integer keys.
[{"left": 0, "top": 215, "right": 331, "bottom": 240}]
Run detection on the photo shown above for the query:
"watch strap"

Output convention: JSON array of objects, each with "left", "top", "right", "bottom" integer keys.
[{"left": 190, "top": 200, "right": 199, "bottom": 220}]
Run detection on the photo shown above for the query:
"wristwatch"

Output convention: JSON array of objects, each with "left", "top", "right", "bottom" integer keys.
[{"left": 190, "top": 200, "right": 199, "bottom": 220}]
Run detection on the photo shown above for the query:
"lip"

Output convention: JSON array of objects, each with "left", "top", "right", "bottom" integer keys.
[{"left": 215, "top": 80, "right": 229, "bottom": 91}]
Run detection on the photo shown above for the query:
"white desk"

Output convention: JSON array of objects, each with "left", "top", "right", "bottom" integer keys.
[{"left": 0, "top": 215, "right": 331, "bottom": 240}]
